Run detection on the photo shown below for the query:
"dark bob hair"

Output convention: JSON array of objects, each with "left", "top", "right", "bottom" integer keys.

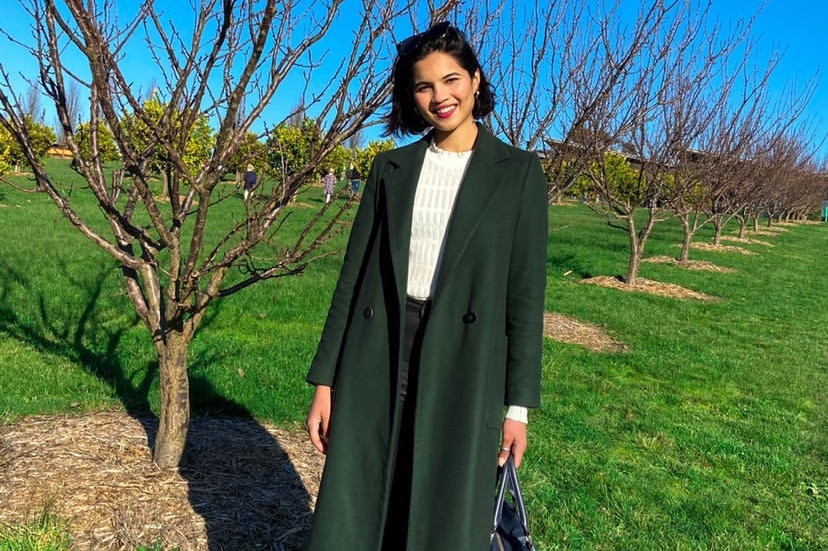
[{"left": 383, "top": 22, "right": 495, "bottom": 137}]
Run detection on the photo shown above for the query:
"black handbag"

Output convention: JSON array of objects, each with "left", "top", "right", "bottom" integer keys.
[{"left": 490, "top": 454, "right": 537, "bottom": 551}]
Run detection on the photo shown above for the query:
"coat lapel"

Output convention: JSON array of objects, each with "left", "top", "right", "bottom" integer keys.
[{"left": 381, "top": 138, "right": 429, "bottom": 303}]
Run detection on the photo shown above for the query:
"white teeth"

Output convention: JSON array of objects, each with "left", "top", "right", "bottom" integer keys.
[{"left": 436, "top": 106, "right": 455, "bottom": 114}]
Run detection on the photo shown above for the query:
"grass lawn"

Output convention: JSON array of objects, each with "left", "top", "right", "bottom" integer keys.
[{"left": 1, "top": 159, "right": 826, "bottom": 550}]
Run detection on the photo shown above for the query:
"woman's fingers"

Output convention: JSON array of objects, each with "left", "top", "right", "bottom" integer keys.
[
  {"left": 307, "top": 385, "right": 332, "bottom": 455},
  {"left": 498, "top": 442, "right": 512, "bottom": 467},
  {"left": 500, "top": 418, "right": 528, "bottom": 467},
  {"left": 307, "top": 416, "right": 328, "bottom": 454}
]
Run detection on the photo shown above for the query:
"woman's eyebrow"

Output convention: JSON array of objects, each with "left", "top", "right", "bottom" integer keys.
[{"left": 414, "top": 71, "right": 463, "bottom": 86}]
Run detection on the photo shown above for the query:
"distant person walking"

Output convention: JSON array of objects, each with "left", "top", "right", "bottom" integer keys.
[
  {"left": 243, "top": 164, "right": 258, "bottom": 201},
  {"left": 348, "top": 165, "right": 361, "bottom": 198},
  {"left": 323, "top": 168, "right": 337, "bottom": 204}
]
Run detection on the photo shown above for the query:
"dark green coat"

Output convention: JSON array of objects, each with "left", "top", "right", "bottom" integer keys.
[{"left": 305, "top": 126, "right": 547, "bottom": 550}]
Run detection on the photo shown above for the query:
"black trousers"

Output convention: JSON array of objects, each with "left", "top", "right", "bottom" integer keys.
[{"left": 381, "top": 296, "right": 430, "bottom": 550}]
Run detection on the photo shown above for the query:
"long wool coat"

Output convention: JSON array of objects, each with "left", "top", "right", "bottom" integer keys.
[{"left": 305, "top": 126, "right": 547, "bottom": 551}]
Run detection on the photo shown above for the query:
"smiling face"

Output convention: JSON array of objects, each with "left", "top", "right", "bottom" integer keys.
[{"left": 412, "top": 51, "right": 480, "bottom": 150}]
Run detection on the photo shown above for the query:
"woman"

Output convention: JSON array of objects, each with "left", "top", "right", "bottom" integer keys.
[
  {"left": 323, "top": 167, "right": 337, "bottom": 204},
  {"left": 304, "top": 21, "right": 547, "bottom": 550}
]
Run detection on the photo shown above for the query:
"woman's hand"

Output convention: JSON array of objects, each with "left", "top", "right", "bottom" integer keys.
[
  {"left": 306, "top": 385, "right": 332, "bottom": 454},
  {"left": 498, "top": 418, "right": 528, "bottom": 467}
]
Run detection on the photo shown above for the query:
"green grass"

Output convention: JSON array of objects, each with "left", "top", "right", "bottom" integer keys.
[
  {"left": 1, "top": 159, "right": 827, "bottom": 550},
  {"left": 0, "top": 511, "right": 72, "bottom": 551}
]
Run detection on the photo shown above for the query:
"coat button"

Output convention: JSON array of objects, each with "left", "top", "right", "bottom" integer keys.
[
  {"left": 462, "top": 311, "right": 477, "bottom": 324},
  {"left": 363, "top": 306, "right": 374, "bottom": 319}
]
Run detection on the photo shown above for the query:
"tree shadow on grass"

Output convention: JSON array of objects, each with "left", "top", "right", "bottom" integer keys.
[{"left": 0, "top": 258, "right": 313, "bottom": 549}]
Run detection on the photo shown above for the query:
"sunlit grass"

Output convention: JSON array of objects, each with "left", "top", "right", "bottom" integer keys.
[{"left": 0, "top": 510, "right": 72, "bottom": 551}]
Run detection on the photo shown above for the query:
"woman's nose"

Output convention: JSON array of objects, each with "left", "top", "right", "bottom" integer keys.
[{"left": 431, "top": 84, "right": 448, "bottom": 103}]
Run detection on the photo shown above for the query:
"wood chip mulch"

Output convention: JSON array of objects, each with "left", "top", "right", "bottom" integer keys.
[
  {"left": 0, "top": 412, "right": 324, "bottom": 550},
  {"left": 643, "top": 256, "right": 735, "bottom": 273},
  {"left": 543, "top": 312, "right": 626, "bottom": 352},
  {"left": 718, "top": 236, "right": 773, "bottom": 247},
  {"left": 581, "top": 275, "right": 718, "bottom": 302},
  {"left": 690, "top": 242, "right": 758, "bottom": 255},
  {"left": 747, "top": 227, "right": 787, "bottom": 237}
]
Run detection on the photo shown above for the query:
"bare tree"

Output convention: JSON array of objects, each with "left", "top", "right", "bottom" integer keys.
[
  {"left": 23, "top": 83, "right": 43, "bottom": 122},
  {"left": 698, "top": 74, "right": 818, "bottom": 243},
  {"left": 662, "top": 9, "right": 777, "bottom": 261},
  {"left": 576, "top": 0, "right": 719, "bottom": 283},
  {"left": 576, "top": 0, "right": 806, "bottom": 282},
  {"left": 54, "top": 79, "right": 81, "bottom": 145},
  {"left": 0, "top": 0, "right": 459, "bottom": 468},
  {"left": 752, "top": 127, "right": 821, "bottom": 227},
  {"left": 465, "top": 0, "right": 678, "bottom": 203}
]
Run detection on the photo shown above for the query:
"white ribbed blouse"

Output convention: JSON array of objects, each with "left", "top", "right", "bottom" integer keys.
[
  {"left": 406, "top": 142, "right": 472, "bottom": 299},
  {"left": 405, "top": 141, "right": 528, "bottom": 424}
]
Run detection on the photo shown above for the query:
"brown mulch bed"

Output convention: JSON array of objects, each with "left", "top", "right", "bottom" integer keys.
[
  {"left": 775, "top": 221, "right": 821, "bottom": 226},
  {"left": 643, "top": 256, "right": 735, "bottom": 273},
  {"left": 719, "top": 236, "right": 773, "bottom": 247},
  {"left": 690, "top": 242, "right": 758, "bottom": 255},
  {"left": 582, "top": 275, "right": 718, "bottom": 302},
  {"left": 543, "top": 312, "right": 626, "bottom": 352},
  {"left": 747, "top": 227, "right": 787, "bottom": 237},
  {"left": 0, "top": 412, "right": 324, "bottom": 550}
]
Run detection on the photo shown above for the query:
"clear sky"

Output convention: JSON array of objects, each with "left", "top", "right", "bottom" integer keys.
[
  {"left": 703, "top": 0, "right": 828, "bottom": 158},
  {"left": 0, "top": 0, "right": 825, "bottom": 159}
]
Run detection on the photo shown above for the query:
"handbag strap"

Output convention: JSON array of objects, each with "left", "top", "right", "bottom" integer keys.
[
  {"left": 491, "top": 457, "right": 512, "bottom": 532},
  {"left": 491, "top": 454, "right": 534, "bottom": 541}
]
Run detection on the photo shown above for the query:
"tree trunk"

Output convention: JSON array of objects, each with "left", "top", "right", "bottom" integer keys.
[
  {"left": 678, "top": 216, "right": 692, "bottom": 262},
  {"left": 625, "top": 243, "right": 641, "bottom": 284},
  {"left": 153, "top": 331, "right": 191, "bottom": 468},
  {"left": 712, "top": 216, "right": 723, "bottom": 245},
  {"left": 549, "top": 189, "right": 562, "bottom": 204},
  {"left": 625, "top": 209, "right": 657, "bottom": 284},
  {"left": 625, "top": 216, "right": 641, "bottom": 284}
]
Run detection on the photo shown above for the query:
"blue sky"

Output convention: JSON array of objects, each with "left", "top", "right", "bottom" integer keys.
[
  {"left": 0, "top": 0, "right": 825, "bottom": 158},
  {"left": 707, "top": 0, "right": 828, "bottom": 157}
]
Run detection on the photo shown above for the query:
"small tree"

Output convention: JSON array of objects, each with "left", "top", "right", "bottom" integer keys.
[
  {"left": 1, "top": 115, "right": 55, "bottom": 173},
  {"left": 353, "top": 138, "right": 396, "bottom": 180},
  {"left": 0, "top": 0, "right": 458, "bottom": 468},
  {"left": 226, "top": 131, "right": 268, "bottom": 179},
  {"left": 0, "top": 126, "right": 12, "bottom": 174},
  {"left": 76, "top": 122, "right": 119, "bottom": 163},
  {"left": 267, "top": 118, "right": 323, "bottom": 180}
]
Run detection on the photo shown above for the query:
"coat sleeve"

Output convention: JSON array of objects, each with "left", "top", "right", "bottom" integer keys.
[
  {"left": 503, "top": 153, "right": 547, "bottom": 408},
  {"left": 306, "top": 157, "right": 383, "bottom": 387}
]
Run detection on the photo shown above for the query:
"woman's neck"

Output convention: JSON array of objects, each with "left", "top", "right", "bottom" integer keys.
[{"left": 432, "top": 121, "right": 478, "bottom": 152}]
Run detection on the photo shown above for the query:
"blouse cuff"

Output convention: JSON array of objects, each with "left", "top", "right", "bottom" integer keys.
[{"left": 505, "top": 405, "right": 528, "bottom": 424}]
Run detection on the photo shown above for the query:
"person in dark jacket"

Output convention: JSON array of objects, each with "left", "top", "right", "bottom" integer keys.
[
  {"left": 243, "top": 163, "right": 257, "bottom": 201},
  {"left": 348, "top": 164, "right": 362, "bottom": 198},
  {"left": 304, "top": 20, "right": 547, "bottom": 551}
]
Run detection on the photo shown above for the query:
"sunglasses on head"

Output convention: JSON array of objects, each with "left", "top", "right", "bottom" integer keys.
[{"left": 396, "top": 21, "right": 455, "bottom": 56}]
